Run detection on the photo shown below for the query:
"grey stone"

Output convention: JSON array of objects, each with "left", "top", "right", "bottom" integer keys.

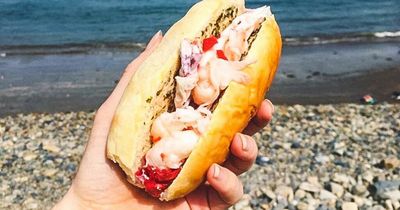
[
  {"left": 371, "top": 181, "right": 400, "bottom": 199},
  {"left": 297, "top": 202, "right": 309, "bottom": 210},
  {"left": 332, "top": 173, "right": 350, "bottom": 185},
  {"left": 370, "top": 205, "right": 385, "bottom": 210},
  {"left": 299, "top": 182, "right": 320, "bottom": 193},
  {"left": 380, "top": 190, "right": 400, "bottom": 200},
  {"left": 316, "top": 204, "right": 329, "bottom": 210},
  {"left": 261, "top": 187, "right": 276, "bottom": 200},
  {"left": 234, "top": 195, "right": 250, "bottom": 210},
  {"left": 295, "top": 189, "right": 306, "bottom": 199},
  {"left": 392, "top": 200, "right": 400, "bottom": 210},
  {"left": 384, "top": 199, "right": 394, "bottom": 210},
  {"left": 352, "top": 184, "right": 367, "bottom": 196},
  {"left": 320, "top": 189, "right": 337, "bottom": 201},
  {"left": 275, "top": 185, "right": 294, "bottom": 202},
  {"left": 329, "top": 182, "right": 345, "bottom": 198},
  {"left": 315, "top": 154, "right": 330, "bottom": 164}
]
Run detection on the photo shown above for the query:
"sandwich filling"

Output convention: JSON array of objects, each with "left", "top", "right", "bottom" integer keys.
[{"left": 135, "top": 6, "right": 272, "bottom": 198}]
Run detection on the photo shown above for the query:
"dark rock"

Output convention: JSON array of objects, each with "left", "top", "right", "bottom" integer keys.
[
  {"left": 286, "top": 73, "right": 295, "bottom": 78},
  {"left": 312, "top": 71, "right": 321, "bottom": 76},
  {"left": 333, "top": 159, "right": 350, "bottom": 168},
  {"left": 256, "top": 156, "right": 273, "bottom": 166},
  {"left": 290, "top": 141, "right": 301, "bottom": 149},
  {"left": 249, "top": 198, "right": 259, "bottom": 207}
]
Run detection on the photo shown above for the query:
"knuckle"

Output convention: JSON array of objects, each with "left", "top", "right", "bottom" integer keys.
[{"left": 224, "top": 182, "right": 243, "bottom": 205}]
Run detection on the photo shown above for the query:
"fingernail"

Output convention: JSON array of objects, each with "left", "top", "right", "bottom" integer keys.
[
  {"left": 155, "top": 30, "right": 162, "bottom": 37},
  {"left": 265, "top": 99, "right": 275, "bottom": 114},
  {"left": 213, "top": 164, "right": 221, "bottom": 178},
  {"left": 146, "top": 30, "right": 162, "bottom": 49},
  {"left": 239, "top": 134, "right": 248, "bottom": 151}
]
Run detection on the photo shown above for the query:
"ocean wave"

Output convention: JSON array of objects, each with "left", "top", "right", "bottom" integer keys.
[
  {"left": 374, "top": 31, "right": 400, "bottom": 38},
  {"left": 284, "top": 31, "right": 400, "bottom": 46},
  {"left": 0, "top": 42, "right": 146, "bottom": 56}
]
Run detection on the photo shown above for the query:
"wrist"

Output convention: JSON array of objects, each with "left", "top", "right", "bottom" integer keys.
[{"left": 53, "top": 186, "right": 89, "bottom": 210}]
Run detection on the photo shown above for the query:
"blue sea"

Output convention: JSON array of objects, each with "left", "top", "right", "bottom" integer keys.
[
  {"left": 1, "top": 0, "right": 400, "bottom": 114},
  {"left": 1, "top": 0, "right": 400, "bottom": 50}
]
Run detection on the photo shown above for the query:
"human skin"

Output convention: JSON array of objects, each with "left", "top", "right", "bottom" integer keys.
[{"left": 53, "top": 31, "right": 274, "bottom": 210}]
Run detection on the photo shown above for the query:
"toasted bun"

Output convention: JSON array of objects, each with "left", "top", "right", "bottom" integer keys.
[
  {"left": 161, "top": 15, "right": 282, "bottom": 201},
  {"left": 107, "top": 0, "right": 245, "bottom": 183},
  {"left": 107, "top": 0, "right": 282, "bottom": 201}
]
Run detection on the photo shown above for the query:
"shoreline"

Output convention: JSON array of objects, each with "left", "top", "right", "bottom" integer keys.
[{"left": 0, "top": 40, "right": 399, "bottom": 116}]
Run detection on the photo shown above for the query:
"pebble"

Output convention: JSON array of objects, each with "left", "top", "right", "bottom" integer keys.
[
  {"left": 22, "top": 198, "right": 38, "bottom": 209},
  {"left": 333, "top": 173, "right": 350, "bottom": 185},
  {"left": 371, "top": 180, "right": 400, "bottom": 199},
  {"left": 352, "top": 184, "right": 367, "bottom": 196},
  {"left": 333, "top": 142, "right": 346, "bottom": 156},
  {"left": 262, "top": 187, "right": 276, "bottom": 200},
  {"left": 234, "top": 194, "right": 251, "bottom": 210},
  {"left": 329, "top": 182, "right": 345, "bottom": 198},
  {"left": 43, "top": 169, "right": 58, "bottom": 177},
  {"left": 392, "top": 200, "right": 400, "bottom": 210},
  {"left": 341, "top": 202, "right": 358, "bottom": 210},
  {"left": 319, "top": 189, "right": 337, "bottom": 201},
  {"left": 385, "top": 199, "right": 393, "bottom": 210},
  {"left": 42, "top": 141, "right": 61, "bottom": 153},
  {"left": 362, "top": 172, "right": 374, "bottom": 184},
  {"left": 308, "top": 176, "right": 322, "bottom": 188},
  {"left": 275, "top": 185, "right": 294, "bottom": 202},
  {"left": 316, "top": 204, "right": 329, "bottom": 210},
  {"left": 370, "top": 205, "right": 385, "bottom": 210},
  {"left": 23, "top": 152, "right": 38, "bottom": 161},
  {"left": 352, "top": 196, "right": 364, "bottom": 207},
  {"left": 380, "top": 190, "right": 400, "bottom": 200},
  {"left": 260, "top": 203, "right": 271, "bottom": 210},
  {"left": 296, "top": 202, "right": 309, "bottom": 210},
  {"left": 383, "top": 156, "right": 399, "bottom": 169},
  {"left": 299, "top": 182, "right": 321, "bottom": 193},
  {"left": 315, "top": 154, "right": 330, "bottom": 164},
  {"left": 295, "top": 189, "right": 307, "bottom": 199},
  {"left": 290, "top": 141, "right": 302, "bottom": 149},
  {"left": 256, "top": 155, "right": 272, "bottom": 166}
]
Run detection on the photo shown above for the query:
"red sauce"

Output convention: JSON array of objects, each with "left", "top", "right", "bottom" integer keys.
[
  {"left": 135, "top": 164, "right": 182, "bottom": 198},
  {"left": 216, "top": 50, "right": 228, "bottom": 60},
  {"left": 202, "top": 36, "right": 218, "bottom": 52},
  {"left": 150, "top": 135, "right": 161, "bottom": 143}
]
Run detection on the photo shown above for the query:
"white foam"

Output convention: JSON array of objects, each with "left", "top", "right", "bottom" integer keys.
[{"left": 374, "top": 31, "right": 400, "bottom": 38}]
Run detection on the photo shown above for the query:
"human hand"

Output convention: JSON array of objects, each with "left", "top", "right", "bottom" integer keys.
[{"left": 53, "top": 31, "right": 275, "bottom": 210}]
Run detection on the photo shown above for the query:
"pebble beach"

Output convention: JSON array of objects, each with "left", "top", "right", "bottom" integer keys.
[{"left": 1, "top": 103, "right": 399, "bottom": 210}]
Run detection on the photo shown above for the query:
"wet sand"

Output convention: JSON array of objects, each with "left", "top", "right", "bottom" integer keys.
[
  {"left": 0, "top": 41, "right": 399, "bottom": 116},
  {"left": 268, "top": 67, "right": 400, "bottom": 105}
]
